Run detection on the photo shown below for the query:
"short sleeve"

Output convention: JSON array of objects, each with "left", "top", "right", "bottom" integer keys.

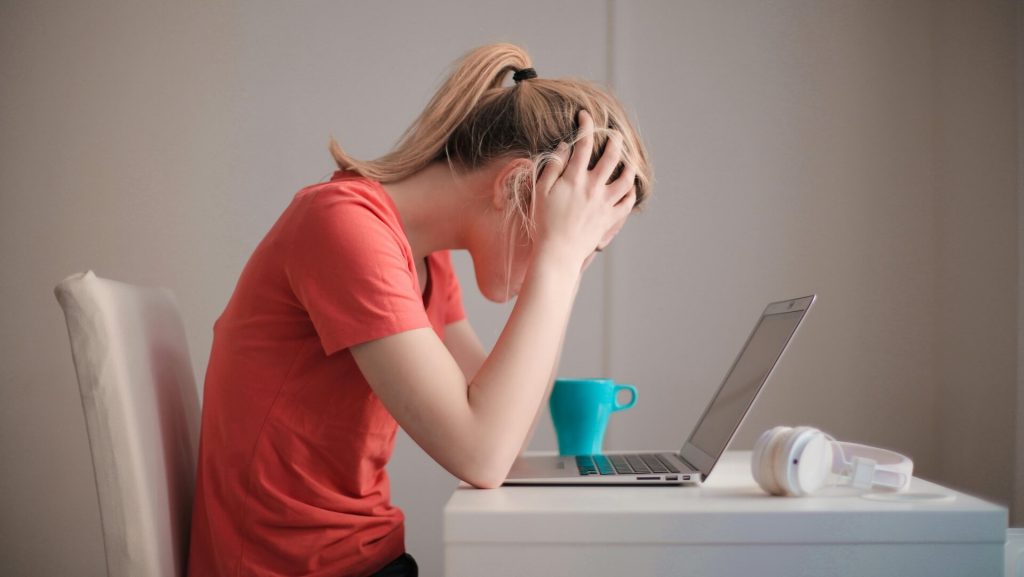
[
  {"left": 438, "top": 251, "right": 467, "bottom": 325},
  {"left": 286, "top": 190, "right": 430, "bottom": 355}
]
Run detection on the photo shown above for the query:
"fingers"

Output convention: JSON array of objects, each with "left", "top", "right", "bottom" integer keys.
[
  {"left": 614, "top": 187, "right": 637, "bottom": 215},
  {"left": 592, "top": 132, "right": 624, "bottom": 185},
  {"left": 566, "top": 109, "right": 594, "bottom": 178},
  {"left": 536, "top": 142, "right": 570, "bottom": 195},
  {"left": 610, "top": 162, "right": 638, "bottom": 204}
]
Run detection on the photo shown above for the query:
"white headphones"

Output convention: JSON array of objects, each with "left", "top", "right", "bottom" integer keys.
[{"left": 751, "top": 426, "right": 914, "bottom": 497}]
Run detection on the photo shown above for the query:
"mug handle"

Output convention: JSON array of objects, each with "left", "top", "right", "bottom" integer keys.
[{"left": 612, "top": 384, "right": 637, "bottom": 411}]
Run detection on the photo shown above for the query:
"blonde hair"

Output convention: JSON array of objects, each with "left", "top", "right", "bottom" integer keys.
[
  {"left": 329, "top": 43, "right": 653, "bottom": 298},
  {"left": 331, "top": 44, "right": 651, "bottom": 203}
]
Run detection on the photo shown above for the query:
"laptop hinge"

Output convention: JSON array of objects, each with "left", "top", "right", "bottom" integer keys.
[{"left": 676, "top": 453, "right": 698, "bottom": 474}]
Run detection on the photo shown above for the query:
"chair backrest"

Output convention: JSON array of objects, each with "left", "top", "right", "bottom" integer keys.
[{"left": 55, "top": 271, "right": 200, "bottom": 577}]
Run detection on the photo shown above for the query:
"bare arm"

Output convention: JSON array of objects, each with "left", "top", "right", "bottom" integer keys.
[
  {"left": 443, "top": 319, "right": 486, "bottom": 382},
  {"left": 517, "top": 334, "right": 562, "bottom": 456},
  {"left": 444, "top": 289, "right": 577, "bottom": 458},
  {"left": 518, "top": 274, "right": 581, "bottom": 456},
  {"left": 351, "top": 250, "right": 579, "bottom": 488}
]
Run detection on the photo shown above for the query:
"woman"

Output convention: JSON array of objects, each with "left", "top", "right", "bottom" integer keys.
[{"left": 187, "top": 43, "right": 652, "bottom": 577}]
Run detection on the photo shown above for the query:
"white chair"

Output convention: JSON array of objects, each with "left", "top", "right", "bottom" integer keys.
[{"left": 55, "top": 271, "right": 200, "bottom": 577}]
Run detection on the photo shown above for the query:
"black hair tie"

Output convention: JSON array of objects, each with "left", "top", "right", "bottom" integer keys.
[{"left": 513, "top": 67, "right": 538, "bottom": 83}]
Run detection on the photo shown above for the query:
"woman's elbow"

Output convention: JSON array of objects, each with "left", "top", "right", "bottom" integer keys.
[
  {"left": 464, "top": 474, "right": 505, "bottom": 490},
  {"left": 453, "top": 433, "right": 517, "bottom": 489},
  {"left": 460, "top": 458, "right": 510, "bottom": 490}
]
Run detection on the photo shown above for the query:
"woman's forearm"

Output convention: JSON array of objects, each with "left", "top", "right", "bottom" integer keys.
[
  {"left": 467, "top": 247, "right": 580, "bottom": 486},
  {"left": 517, "top": 273, "right": 579, "bottom": 456}
]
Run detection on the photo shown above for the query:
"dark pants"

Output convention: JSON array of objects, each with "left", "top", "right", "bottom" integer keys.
[{"left": 368, "top": 552, "right": 418, "bottom": 577}]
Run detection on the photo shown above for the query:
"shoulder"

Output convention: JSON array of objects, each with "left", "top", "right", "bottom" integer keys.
[
  {"left": 284, "top": 171, "right": 415, "bottom": 276},
  {"left": 298, "top": 171, "right": 395, "bottom": 218},
  {"left": 293, "top": 172, "right": 406, "bottom": 243}
]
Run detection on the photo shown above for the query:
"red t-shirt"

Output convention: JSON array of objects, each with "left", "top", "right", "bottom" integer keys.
[{"left": 187, "top": 171, "right": 466, "bottom": 577}]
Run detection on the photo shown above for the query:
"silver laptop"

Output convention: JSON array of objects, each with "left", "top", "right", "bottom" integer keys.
[{"left": 503, "top": 295, "right": 816, "bottom": 486}]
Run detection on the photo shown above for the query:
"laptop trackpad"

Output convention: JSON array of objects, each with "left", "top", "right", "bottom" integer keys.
[{"left": 507, "top": 455, "right": 576, "bottom": 479}]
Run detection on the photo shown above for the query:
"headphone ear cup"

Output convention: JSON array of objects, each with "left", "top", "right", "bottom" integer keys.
[
  {"left": 775, "top": 426, "right": 818, "bottom": 496},
  {"left": 753, "top": 426, "right": 791, "bottom": 496},
  {"left": 784, "top": 428, "right": 833, "bottom": 496},
  {"left": 793, "top": 433, "right": 834, "bottom": 495}
]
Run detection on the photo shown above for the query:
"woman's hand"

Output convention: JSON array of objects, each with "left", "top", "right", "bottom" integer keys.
[{"left": 531, "top": 109, "right": 637, "bottom": 271}]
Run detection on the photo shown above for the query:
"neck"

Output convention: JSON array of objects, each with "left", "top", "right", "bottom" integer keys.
[{"left": 381, "top": 162, "right": 489, "bottom": 262}]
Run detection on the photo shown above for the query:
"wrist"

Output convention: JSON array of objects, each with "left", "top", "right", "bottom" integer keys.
[
  {"left": 530, "top": 242, "right": 582, "bottom": 275},
  {"left": 523, "top": 244, "right": 581, "bottom": 295}
]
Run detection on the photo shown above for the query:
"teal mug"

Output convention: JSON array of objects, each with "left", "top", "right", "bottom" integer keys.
[{"left": 549, "top": 378, "right": 638, "bottom": 456}]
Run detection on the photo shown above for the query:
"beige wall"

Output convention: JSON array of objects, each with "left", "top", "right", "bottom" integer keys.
[
  {"left": 1, "top": 3, "right": 240, "bottom": 574},
  {"left": 1018, "top": 0, "right": 1024, "bottom": 531},
  {"left": 0, "top": 1, "right": 1017, "bottom": 576},
  {"left": 932, "top": 0, "right": 1018, "bottom": 522}
]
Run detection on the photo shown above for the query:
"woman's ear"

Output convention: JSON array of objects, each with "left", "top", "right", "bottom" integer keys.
[{"left": 490, "top": 157, "right": 534, "bottom": 211}]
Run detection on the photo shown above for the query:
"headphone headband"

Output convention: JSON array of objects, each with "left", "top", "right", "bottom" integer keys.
[{"left": 832, "top": 441, "right": 913, "bottom": 492}]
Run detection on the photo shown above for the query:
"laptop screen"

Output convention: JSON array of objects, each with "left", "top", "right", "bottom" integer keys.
[{"left": 682, "top": 301, "right": 810, "bottom": 479}]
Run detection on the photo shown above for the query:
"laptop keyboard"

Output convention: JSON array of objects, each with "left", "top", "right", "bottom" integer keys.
[{"left": 575, "top": 453, "right": 681, "bottom": 476}]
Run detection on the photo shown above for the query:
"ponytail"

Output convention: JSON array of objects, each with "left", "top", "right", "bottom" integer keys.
[{"left": 329, "top": 43, "right": 532, "bottom": 182}]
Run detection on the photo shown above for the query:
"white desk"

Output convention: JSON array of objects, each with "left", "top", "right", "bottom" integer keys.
[{"left": 444, "top": 450, "right": 1007, "bottom": 577}]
